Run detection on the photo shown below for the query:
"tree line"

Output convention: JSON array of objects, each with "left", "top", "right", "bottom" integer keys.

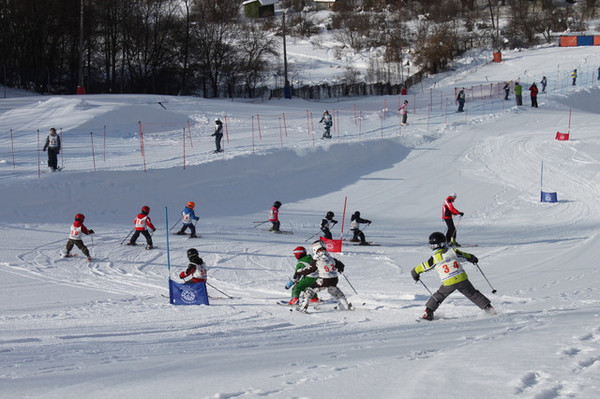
[{"left": 0, "top": 0, "right": 596, "bottom": 97}]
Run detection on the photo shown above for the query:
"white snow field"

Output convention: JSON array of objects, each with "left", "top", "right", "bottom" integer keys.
[{"left": 1, "top": 45, "right": 600, "bottom": 399}]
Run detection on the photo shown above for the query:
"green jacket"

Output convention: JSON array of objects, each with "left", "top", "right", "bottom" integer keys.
[{"left": 514, "top": 84, "right": 522, "bottom": 95}]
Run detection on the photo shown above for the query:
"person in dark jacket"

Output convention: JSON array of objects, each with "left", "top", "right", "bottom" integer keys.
[
  {"left": 179, "top": 248, "right": 207, "bottom": 283},
  {"left": 42, "top": 127, "right": 61, "bottom": 171},
  {"left": 212, "top": 118, "right": 224, "bottom": 153},
  {"left": 320, "top": 211, "right": 337, "bottom": 239},
  {"left": 350, "top": 211, "right": 371, "bottom": 244}
]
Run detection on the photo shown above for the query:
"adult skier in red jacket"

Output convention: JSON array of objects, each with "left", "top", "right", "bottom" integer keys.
[{"left": 442, "top": 193, "right": 463, "bottom": 247}]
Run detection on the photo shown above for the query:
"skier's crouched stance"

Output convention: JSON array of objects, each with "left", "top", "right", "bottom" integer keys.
[
  {"left": 412, "top": 232, "right": 495, "bottom": 321},
  {"left": 295, "top": 240, "right": 350, "bottom": 312}
]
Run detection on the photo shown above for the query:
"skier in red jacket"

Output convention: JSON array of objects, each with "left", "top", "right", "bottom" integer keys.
[
  {"left": 442, "top": 193, "right": 463, "bottom": 247},
  {"left": 127, "top": 206, "right": 156, "bottom": 249},
  {"left": 63, "top": 213, "right": 95, "bottom": 261}
]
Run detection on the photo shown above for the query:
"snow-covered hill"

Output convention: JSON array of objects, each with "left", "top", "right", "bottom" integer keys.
[{"left": 1, "top": 46, "right": 599, "bottom": 399}]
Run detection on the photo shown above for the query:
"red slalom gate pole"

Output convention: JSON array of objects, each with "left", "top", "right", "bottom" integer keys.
[
  {"left": 257, "top": 114, "right": 262, "bottom": 140},
  {"left": 224, "top": 115, "right": 230, "bottom": 143},
  {"left": 182, "top": 128, "right": 186, "bottom": 170},
  {"left": 138, "top": 121, "right": 146, "bottom": 172},
  {"left": 90, "top": 132, "right": 97, "bottom": 172},
  {"left": 340, "top": 196, "right": 348, "bottom": 239}
]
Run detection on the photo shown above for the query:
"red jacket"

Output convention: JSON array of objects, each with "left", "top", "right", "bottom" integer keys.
[
  {"left": 442, "top": 196, "right": 461, "bottom": 219},
  {"left": 134, "top": 213, "right": 155, "bottom": 231},
  {"left": 529, "top": 85, "right": 538, "bottom": 97}
]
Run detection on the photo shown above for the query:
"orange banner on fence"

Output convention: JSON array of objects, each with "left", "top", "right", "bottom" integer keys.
[{"left": 560, "top": 36, "right": 578, "bottom": 47}]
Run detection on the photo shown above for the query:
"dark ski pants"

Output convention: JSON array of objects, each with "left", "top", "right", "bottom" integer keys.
[
  {"left": 352, "top": 229, "right": 366, "bottom": 243},
  {"left": 214, "top": 134, "right": 223, "bottom": 152},
  {"left": 130, "top": 230, "right": 152, "bottom": 246},
  {"left": 426, "top": 279, "right": 491, "bottom": 312},
  {"left": 179, "top": 224, "right": 196, "bottom": 236},
  {"left": 270, "top": 221, "right": 280, "bottom": 231},
  {"left": 444, "top": 218, "right": 457, "bottom": 243},
  {"left": 531, "top": 97, "right": 538, "bottom": 108},
  {"left": 65, "top": 239, "right": 90, "bottom": 257},
  {"left": 321, "top": 228, "right": 332, "bottom": 239},
  {"left": 47, "top": 148, "right": 59, "bottom": 170},
  {"left": 291, "top": 276, "right": 318, "bottom": 300},
  {"left": 402, "top": 114, "right": 408, "bottom": 124}
]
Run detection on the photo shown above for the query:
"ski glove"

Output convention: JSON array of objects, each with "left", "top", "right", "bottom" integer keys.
[
  {"left": 411, "top": 269, "right": 420, "bottom": 281},
  {"left": 459, "top": 212, "right": 464, "bottom": 216},
  {"left": 88, "top": 229, "right": 95, "bottom": 234},
  {"left": 469, "top": 255, "right": 478, "bottom": 264}
]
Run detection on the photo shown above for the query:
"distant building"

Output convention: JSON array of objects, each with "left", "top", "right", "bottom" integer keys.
[
  {"left": 243, "top": 0, "right": 278, "bottom": 18},
  {"left": 314, "top": 0, "right": 337, "bottom": 10}
]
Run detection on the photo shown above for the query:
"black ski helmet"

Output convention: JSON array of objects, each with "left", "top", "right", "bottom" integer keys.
[
  {"left": 354, "top": 211, "right": 360, "bottom": 217},
  {"left": 187, "top": 248, "right": 199, "bottom": 259},
  {"left": 273, "top": 201, "right": 282, "bottom": 208},
  {"left": 428, "top": 232, "right": 447, "bottom": 249},
  {"left": 326, "top": 211, "right": 334, "bottom": 219}
]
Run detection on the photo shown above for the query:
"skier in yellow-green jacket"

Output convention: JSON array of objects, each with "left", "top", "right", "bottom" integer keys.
[{"left": 411, "top": 232, "right": 495, "bottom": 321}]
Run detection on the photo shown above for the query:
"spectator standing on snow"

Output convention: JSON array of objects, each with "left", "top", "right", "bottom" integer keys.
[
  {"left": 42, "top": 127, "right": 61, "bottom": 171},
  {"left": 179, "top": 248, "right": 207, "bottom": 283},
  {"left": 456, "top": 89, "right": 466, "bottom": 112},
  {"left": 597, "top": 67, "right": 600, "bottom": 80},
  {"left": 285, "top": 246, "right": 319, "bottom": 305},
  {"left": 212, "top": 118, "right": 223, "bottom": 153},
  {"left": 295, "top": 241, "right": 351, "bottom": 312},
  {"left": 127, "top": 206, "right": 156, "bottom": 249},
  {"left": 411, "top": 232, "right": 495, "bottom": 321},
  {"left": 63, "top": 213, "right": 95, "bottom": 261},
  {"left": 269, "top": 201, "right": 282, "bottom": 232},
  {"left": 398, "top": 100, "right": 409, "bottom": 125},
  {"left": 350, "top": 211, "right": 371, "bottom": 245},
  {"left": 540, "top": 76, "right": 547, "bottom": 93},
  {"left": 319, "top": 110, "right": 333, "bottom": 139},
  {"left": 320, "top": 211, "right": 337, "bottom": 240},
  {"left": 529, "top": 82, "right": 538, "bottom": 108},
  {"left": 503, "top": 82, "right": 510, "bottom": 100},
  {"left": 442, "top": 193, "right": 463, "bottom": 247},
  {"left": 571, "top": 69, "right": 577, "bottom": 85},
  {"left": 176, "top": 201, "right": 200, "bottom": 238},
  {"left": 514, "top": 82, "right": 523, "bottom": 106}
]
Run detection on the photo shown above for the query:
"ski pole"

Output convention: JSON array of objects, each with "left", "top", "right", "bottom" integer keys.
[
  {"left": 474, "top": 263, "right": 497, "bottom": 293},
  {"left": 206, "top": 282, "right": 234, "bottom": 299},
  {"left": 253, "top": 220, "right": 269, "bottom": 228},
  {"left": 168, "top": 217, "right": 182, "bottom": 232},
  {"left": 418, "top": 279, "right": 433, "bottom": 296},
  {"left": 120, "top": 228, "right": 135, "bottom": 245},
  {"left": 305, "top": 230, "right": 322, "bottom": 242},
  {"left": 342, "top": 273, "right": 365, "bottom": 305},
  {"left": 90, "top": 234, "right": 95, "bottom": 257}
]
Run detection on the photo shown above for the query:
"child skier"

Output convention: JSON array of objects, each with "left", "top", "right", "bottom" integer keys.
[
  {"left": 179, "top": 248, "right": 207, "bottom": 283},
  {"left": 349, "top": 211, "right": 371, "bottom": 244},
  {"left": 411, "top": 232, "right": 495, "bottom": 321},
  {"left": 42, "top": 127, "right": 61, "bottom": 171},
  {"left": 63, "top": 213, "right": 95, "bottom": 261},
  {"left": 295, "top": 241, "right": 350, "bottom": 312},
  {"left": 285, "top": 246, "right": 319, "bottom": 305},
  {"left": 127, "top": 205, "right": 156, "bottom": 249},
  {"left": 176, "top": 201, "right": 200, "bottom": 238},
  {"left": 320, "top": 211, "right": 337, "bottom": 239},
  {"left": 442, "top": 193, "right": 463, "bottom": 247},
  {"left": 269, "top": 201, "right": 282, "bottom": 232}
]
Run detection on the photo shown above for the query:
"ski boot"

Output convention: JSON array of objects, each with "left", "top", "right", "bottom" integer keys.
[
  {"left": 421, "top": 308, "right": 434, "bottom": 321},
  {"left": 287, "top": 297, "right": 299, "bottom": 305},
  {"left": 484, "top": 304, "right": 496, "bottom": 315}
]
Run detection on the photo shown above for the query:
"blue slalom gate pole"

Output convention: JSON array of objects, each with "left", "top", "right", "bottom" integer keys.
[{"left": 165, "top": 206, "right": 171, "bottom": 276}]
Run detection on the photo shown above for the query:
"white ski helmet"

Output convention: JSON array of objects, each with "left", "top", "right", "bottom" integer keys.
[
  {"left": 311, "top": 240, "right": 327, "bottom": 257},
  {"left": 449, "top": 192, "right": 457, "bottom": 199}
]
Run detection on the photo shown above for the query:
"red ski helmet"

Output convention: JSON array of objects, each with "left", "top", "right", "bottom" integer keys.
[
  {"left": 187, "top": 201, "right": 195, "bottom": 209},
  {"left": 75, "top": 213, "right": 85, "bottom": 222},
  {"left": 141, "top": 206, "right": 150, "bottom": 214},
  {"left": 293, "top": 246, "right": 307, "bottom": 259}
]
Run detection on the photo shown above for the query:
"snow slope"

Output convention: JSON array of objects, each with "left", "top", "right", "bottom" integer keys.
[{"left": 1, "top": 46, "right": 600, "bottom": 399}]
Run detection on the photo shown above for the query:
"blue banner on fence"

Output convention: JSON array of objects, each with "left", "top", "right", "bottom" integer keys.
[
  {"left": 541, "top": 191, "right": 558, "bottom": 203},
  {"left": 168, "top": 279, "right": 209, "bottom": 305}
]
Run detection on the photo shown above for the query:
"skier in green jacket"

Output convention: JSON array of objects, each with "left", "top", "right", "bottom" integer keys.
[{"left": 285, "top": 246, "right": 319, "bottom": 305}]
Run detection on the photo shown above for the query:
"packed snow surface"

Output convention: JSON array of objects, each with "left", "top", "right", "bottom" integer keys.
[{"left": 1, "top": 46, "right": 600, "bottom": 399}]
